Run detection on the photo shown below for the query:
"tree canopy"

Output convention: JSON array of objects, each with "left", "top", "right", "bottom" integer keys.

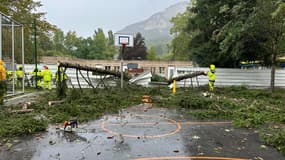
[
  {"left": 170, "top": 0, "right": 285, "bottom": 68},
  {"left": 121, "top": 32, "right": 148, "bottom": 60}
]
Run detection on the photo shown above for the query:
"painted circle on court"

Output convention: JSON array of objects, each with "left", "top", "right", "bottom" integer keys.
[{"left": 101, "top": 114, "right": 182, "bottom": 138}]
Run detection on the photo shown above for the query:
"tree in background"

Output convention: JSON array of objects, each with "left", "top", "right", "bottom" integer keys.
[
  {"left": 75, "top": 37, "right": 93, "bottom": 59},
  {"left": 171, "top": 0, "right": 285, "bottom": 69},
  {"left": 105, "top": 30, "right": 117, "bottom": 60},
  {"left": 42, "top": 28, "right": 117, "bottom": 60},
  {"left": 88, "top": 28, "right": 107, "bottom": 59},
  {"left": 170, "top": 10, "right": 193, "bottom": 61},
  {"left": 147, "top": 47, "right": 156, "bottom": 60},
  {"left": 0, "top": 0, "right": 55, "bottom": 63},
  {"left": 122, "top": 32, "right": 147, "bottom": 60},
  {"left": 254, "top": 0, "right": 285, "bottom": 90},
  {"left": 65, "top": 31, "right": 79, "bottom": 57},
  {"left": 52, "top": 29, "right": 66, "bottom": 55}
]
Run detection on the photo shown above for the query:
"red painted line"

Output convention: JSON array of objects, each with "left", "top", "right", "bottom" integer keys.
[
  {"left": 105, "top": 121, "right": 231, "bottom": 126},
  {"left": 101, "top": 114, "right": 182, "bottom": 138},
  {"left": 131, "top": 156, "right": 249, "bottom": 160}
]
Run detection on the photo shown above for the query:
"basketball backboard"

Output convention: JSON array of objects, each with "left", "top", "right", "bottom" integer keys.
[{"left": 114, "top": 33, "right": 134, "bottom": 47}]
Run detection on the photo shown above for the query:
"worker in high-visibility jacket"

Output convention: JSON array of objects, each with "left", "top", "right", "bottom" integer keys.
[
  {"left": 55, "top": 67, "right": 67, "bottom": 82},
  {"left": 16, "top": 65, "right": 24, "bottom": 88},
  {"left": 207, "top": 64, "right": 216, "bottom": 92},
  {"left": 6, "top": 70, "right": 14, "bottom": 82},
  {"left": 0, "top": 60, "right": 7, "bottom": 104},
  {"left": 31, "top": 68, "right": 43, "bottom": 88},
  {"left": 42, "top": 66, "right": 52, "bottom": 90}
]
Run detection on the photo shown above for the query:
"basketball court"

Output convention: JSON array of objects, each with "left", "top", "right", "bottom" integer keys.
[{"left": 1, "top": 105, "right": 284, "bottom": 160}]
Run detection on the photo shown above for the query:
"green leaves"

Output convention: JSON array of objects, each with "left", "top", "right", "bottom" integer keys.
[{"left": 170, "top": 0, "right": 285, "bottom": 67}]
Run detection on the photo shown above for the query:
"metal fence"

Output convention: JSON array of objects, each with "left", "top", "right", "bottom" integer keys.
[
  {"left": 174, "top": 67, "right": 285, "bottom": 88},
  {"left": 0, "top": 12, "right": 25, "bottom": 95}
]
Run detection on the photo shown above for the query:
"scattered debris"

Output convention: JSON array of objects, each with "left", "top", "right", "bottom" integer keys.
[
  {"left": 241, "top": 138, "right": 247, "bottom": 143},
  {"left": 213, "top": 147, "right": 223, "bottom": 153},
  {"left": 5, "top": 143, "right": 13, "bottom": 150},
  {"left": 115, "top": 134, "right": 124, "bottom": 144},
  {"left": 192, "top": 135, "right": 200, "bottom": 140},
  {"left": 49, "top": 140, "right": 56, "bottom": 145},
  {"left": 97, "top": 152, "right": 101, "bottom": 156},
  {"left": 79, "top": 151, "right": 86, "bottom": 160},
  {"left": 260, "top": 145, "right": 267, "bottom": 149},
  {"left": 48, "top": 100, "right": 65, "bottom": 106},
  {"left": 11, "top": 109, "right": 34, "bottom": 113},
  {"left": 49, "top": 153, "right": 60, "bottom": 159},
  {"left": 13, "top": 139, "right": 20, "bottom": 143},
  {"left": 173, "top": 150, "right": 179, "bottom": 153},
  {"left": 13, "top": 148, "right": 23, "bottom": 152},
  {"left": 107, "top": 136, "right": 114, "bottom": 139}
]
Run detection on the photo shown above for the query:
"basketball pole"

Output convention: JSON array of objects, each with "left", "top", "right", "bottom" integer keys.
[{"left": 120, "top": 44, "right": 126, "bottom": 89}]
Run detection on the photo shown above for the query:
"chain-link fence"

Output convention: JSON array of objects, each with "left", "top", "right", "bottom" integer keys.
[{"left": 0, "top": 12, "right": 25, "bottom": 95}]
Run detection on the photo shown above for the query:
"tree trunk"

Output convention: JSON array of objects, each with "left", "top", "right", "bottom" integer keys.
[
  {"left": 270, "top": 53, "right": 277, "bottom": 92},
  {"left": 58, "top": 62, "right": 131, "bottom": 81},
  {"left": 167, "top": 71, "right": 206, "bottom": 84}
]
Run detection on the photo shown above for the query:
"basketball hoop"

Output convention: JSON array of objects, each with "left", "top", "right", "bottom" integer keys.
[
  {"left": 114, "top": 33, "right": 134, "bottom": 47},
  {"left": 114, "top": 33, "right": 134, "bottom": 89}
]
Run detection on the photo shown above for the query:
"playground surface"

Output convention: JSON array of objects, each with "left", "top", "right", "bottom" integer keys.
[{"left": 0, "top": 105, "right": 284, "bottom": 160}]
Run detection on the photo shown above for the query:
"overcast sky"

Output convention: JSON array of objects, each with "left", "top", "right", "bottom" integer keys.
[{"left": 39, "top": 0, "right": 187, "bottom": 38}]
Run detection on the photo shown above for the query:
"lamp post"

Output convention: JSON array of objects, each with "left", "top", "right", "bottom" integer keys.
[{"left": 33, "top": 18, "right": 38, "bottom": 88}]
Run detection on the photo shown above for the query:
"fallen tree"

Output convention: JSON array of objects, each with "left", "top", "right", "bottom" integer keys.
[
  {"left": 167, "top": 71, "right": 206, "bottom": 84},
  {"left": 58, "top": 62, "right": 131, "bottom": 81}
]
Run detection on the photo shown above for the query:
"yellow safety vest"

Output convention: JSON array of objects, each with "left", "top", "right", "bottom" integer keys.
[
  {"left": 0, "top": 64, "right": 6, "bottom": 81},
  {"left": 42, "top": 69, "right": 52, "bottom": 82},
  {"left": 55, "top": 69, "right": 67, "bottom": 81},
  {"left": 16, "top": 70, "right": 23, "bottom": 78},
  {"left": 207, "top": 71, "right": 216, "bottom": 82}
]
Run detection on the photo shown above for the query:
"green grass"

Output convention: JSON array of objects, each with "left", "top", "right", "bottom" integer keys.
[{"left": 0, "top": 84, "right": 152, "bottom": 138}]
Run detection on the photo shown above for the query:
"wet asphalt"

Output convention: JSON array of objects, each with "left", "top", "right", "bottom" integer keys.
[{"left": 0, "top": 105, "right": 284, "bottom": 160}]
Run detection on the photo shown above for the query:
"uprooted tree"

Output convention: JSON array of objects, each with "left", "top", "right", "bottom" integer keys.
[
  {"left": 56, "top": 62, "right": 132, "bottom": 98},
  {"left": 167, "top": 71, "right": 206, "bottom": 84}
]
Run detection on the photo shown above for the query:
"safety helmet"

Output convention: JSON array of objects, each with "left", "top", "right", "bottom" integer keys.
[
  {"left": 210, "top": 64, "right": 215, "bottom": 70},
  {"left": 0, "top": 60, "right": 4, "bottom": 65}
]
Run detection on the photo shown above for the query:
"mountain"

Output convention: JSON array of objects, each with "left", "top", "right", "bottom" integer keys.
[{"left": 118, "top": 1, "right": 189, "bottom": 56}]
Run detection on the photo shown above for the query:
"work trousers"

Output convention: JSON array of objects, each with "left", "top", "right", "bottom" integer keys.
[
  {"left": 208, "top": 81, "right": 215, "bottom": 92},
  {"left": 43, "top": 81, "right": 51, "bottom": 90}
]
